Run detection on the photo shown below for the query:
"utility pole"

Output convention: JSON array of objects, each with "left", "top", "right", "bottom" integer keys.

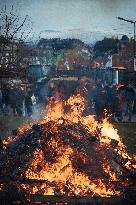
[{"left": 117, "top": 17, "right": 136, "bottom": 71}]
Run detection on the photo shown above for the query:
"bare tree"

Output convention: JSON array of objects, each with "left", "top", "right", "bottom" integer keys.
[{"left": 0, "top": 5, "right": 33, "bottom": 70}]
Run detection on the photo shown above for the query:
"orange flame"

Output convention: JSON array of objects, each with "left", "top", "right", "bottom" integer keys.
[{"left": 3, "top": 93, "right": 135, "bottom": 197}]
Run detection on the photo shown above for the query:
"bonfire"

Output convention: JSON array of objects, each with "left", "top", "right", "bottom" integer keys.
[{"left": 0, "top": 93, "right": 135, "bottom": 204}]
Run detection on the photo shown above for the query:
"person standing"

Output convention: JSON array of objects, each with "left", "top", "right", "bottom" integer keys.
[
  {"left": 76, "top": 77, "right": 91, "bottom": 116},
  {"left": 10, "top": 86, "right": 25, "bottom": 117},
  {"left": 25, "top": 91, "right": 33, "bottom": 117},
  {"left": 121, "top": 84, "right": 135, "bottom": 121},
  {"left": 94, "top": 84, "right": 105, "bottom": 120},
  {"left": 2, "top": 85, "right": 10, "bottom": 115},
  {"left": 15, "top": 87, "right": 24, "bottom": 117},
  {"left": 106, "top": 83, "right": 118, "bottom": 119},
  {"left": 9, "top": 85, "right": 17, "bottom": 116}
]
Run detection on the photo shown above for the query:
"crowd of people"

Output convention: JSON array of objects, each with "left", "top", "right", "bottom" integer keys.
[
  {"left": 0, "top": 78, "right": 135, "bottom": 122},
  {"left": 74, "top": 78, "right": 136, "bottom": 122},
  {"left": 0, "top": 84, "right": 34, "bottom": 117}
]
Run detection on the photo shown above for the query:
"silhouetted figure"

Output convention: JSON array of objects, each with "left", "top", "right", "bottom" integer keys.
[
  {"left": 0, "top": 137, "right": 3, "bottom": 151},
  {"left": 25, "top": 93, "right": 33, "bottom": 117},
  {"left": 121, "top": 84, "right": 135, "bottom": 121}
]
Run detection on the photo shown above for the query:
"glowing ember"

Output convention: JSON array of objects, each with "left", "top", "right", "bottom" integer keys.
[{"left": 0, "top": 93, "right": 135, "bottom": 199}]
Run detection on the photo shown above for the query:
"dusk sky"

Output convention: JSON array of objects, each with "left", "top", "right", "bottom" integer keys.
[{"left": 1, "top": 0, "right": 136, "bottom": 43}]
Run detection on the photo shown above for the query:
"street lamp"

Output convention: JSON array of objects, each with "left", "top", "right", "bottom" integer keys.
[{"left": 117, "top": 17, "right": 136, "bottom": 71}]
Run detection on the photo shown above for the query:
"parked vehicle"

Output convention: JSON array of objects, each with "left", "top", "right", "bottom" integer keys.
[{"left": 26, "top": 64, "right": 47, "bottom": 82}]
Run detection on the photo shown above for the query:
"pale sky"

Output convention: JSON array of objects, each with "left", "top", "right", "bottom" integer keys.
[{"left": 1, "top": 0, "right": 136, "bottom": 43}]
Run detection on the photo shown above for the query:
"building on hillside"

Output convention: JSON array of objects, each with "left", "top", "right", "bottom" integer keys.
[
  {"left": 117, "top": 36, "right": 136, "bottom": 71},
  {"left": 36, "top": 38, "right": 91, "bottom": 70}
]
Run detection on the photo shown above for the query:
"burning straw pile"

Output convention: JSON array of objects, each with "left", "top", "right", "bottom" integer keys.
[{"left": 0, "top": 94, "right": 136, "bottom": 204}]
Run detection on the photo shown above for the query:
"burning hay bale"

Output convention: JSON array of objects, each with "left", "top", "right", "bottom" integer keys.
[{"left": 0, "top": 94, "right": 136, "bottom": 204}]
